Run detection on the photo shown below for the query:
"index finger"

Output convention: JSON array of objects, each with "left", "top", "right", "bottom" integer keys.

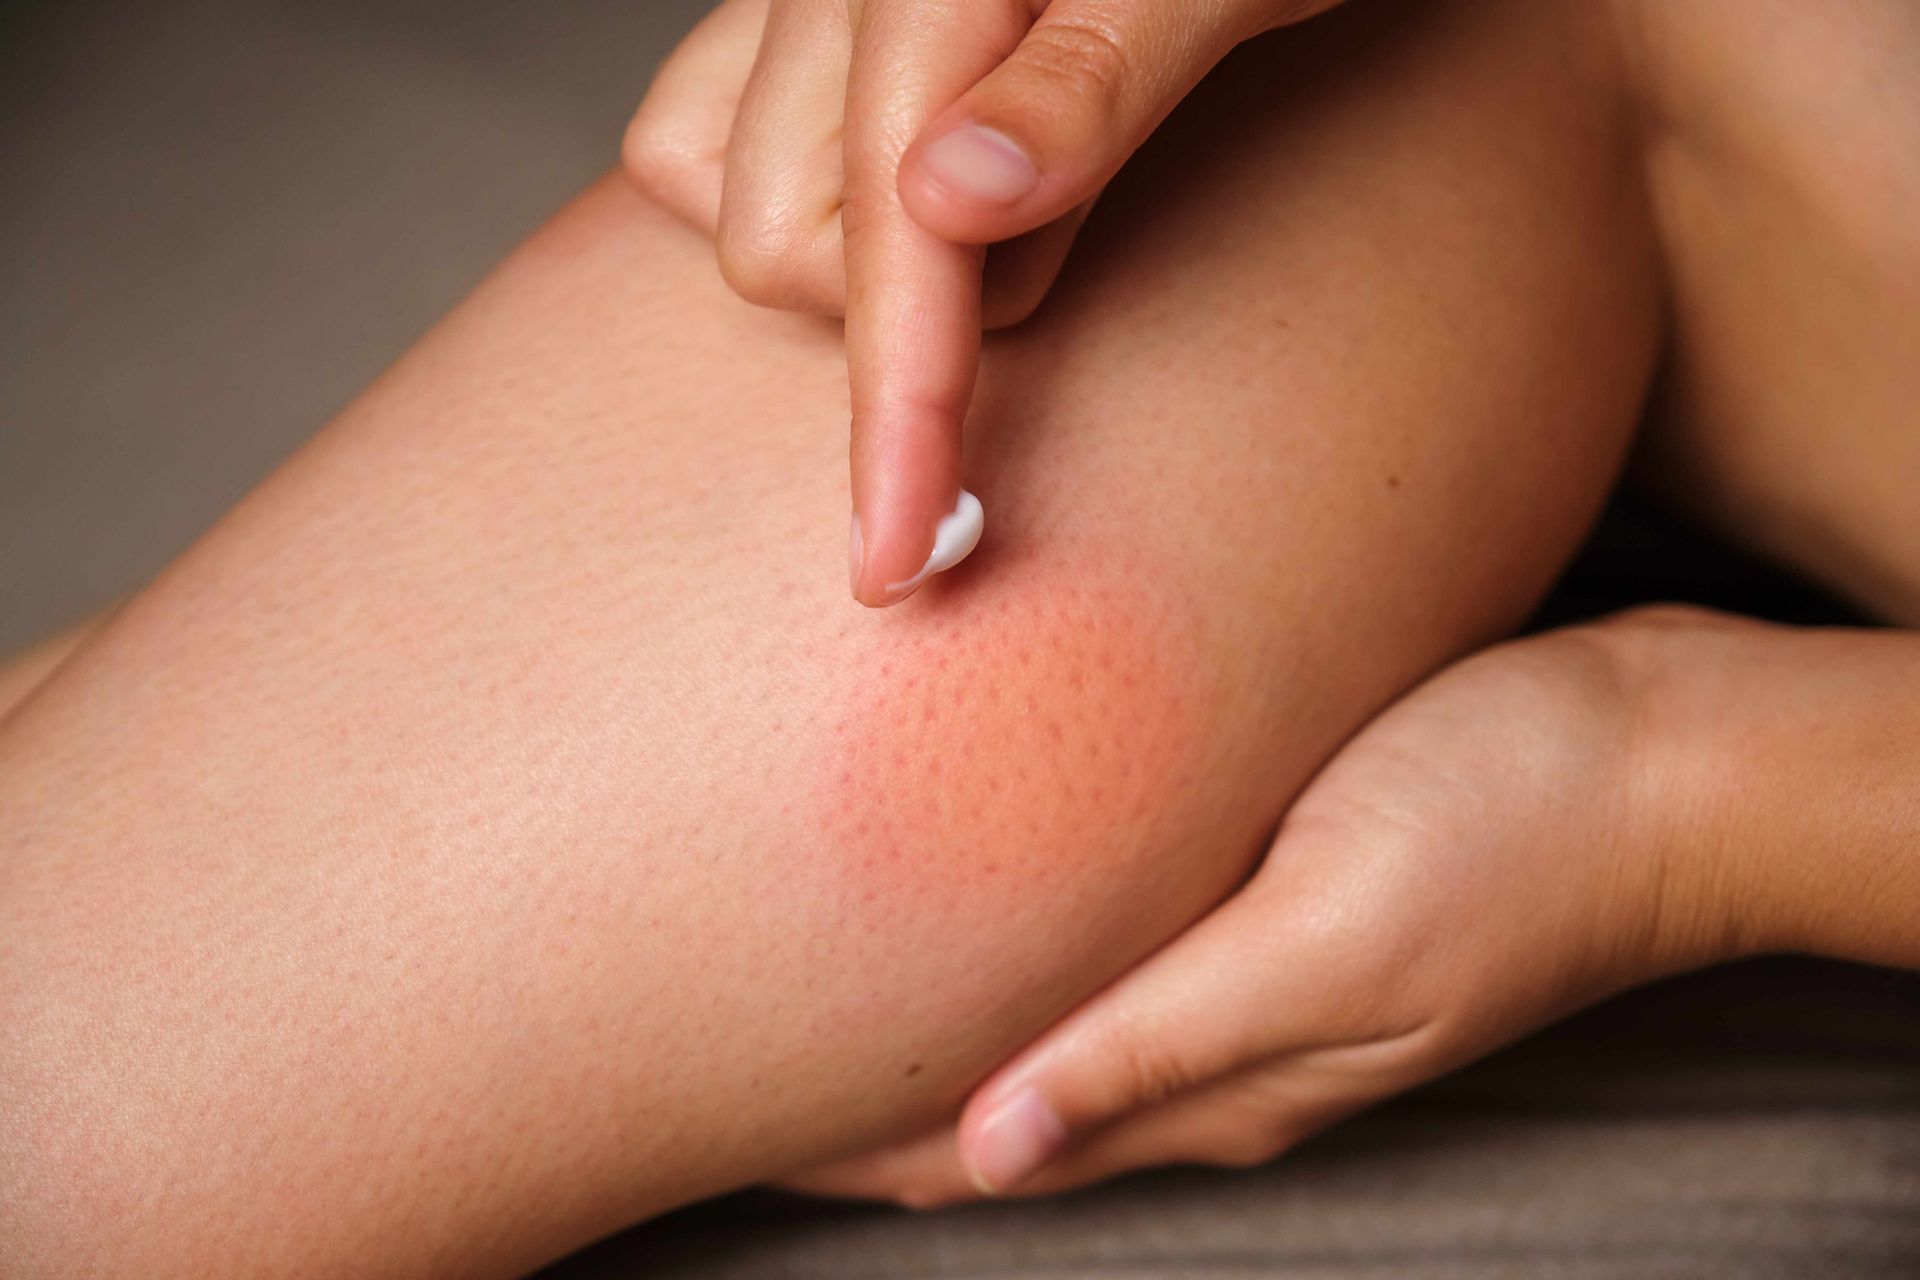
[{"left": 842, "top": 0, "right": 1028, "bottom": 607}]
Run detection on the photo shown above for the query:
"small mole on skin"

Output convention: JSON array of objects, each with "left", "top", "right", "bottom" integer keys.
[
  {"left": 905, "top": 1062, "right": 924, "bottom": 1077},
  {"left": 1387, "top": 474, "right": 1401, "bottom": 489}
]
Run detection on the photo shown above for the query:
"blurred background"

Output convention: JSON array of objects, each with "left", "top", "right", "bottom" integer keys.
[{"left": 1, "top": 0, "right": 705, "bottom": 651}]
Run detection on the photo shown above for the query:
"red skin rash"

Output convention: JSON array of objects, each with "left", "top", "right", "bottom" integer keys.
[{"left": 809, "top": 544, "right": 1251, "bottom": 948}]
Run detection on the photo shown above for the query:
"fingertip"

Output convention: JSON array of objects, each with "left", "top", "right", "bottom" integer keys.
[
  {"left": 851, "top": 488, "right": 984, "bottom": 608},
  {"left": 900, "top": 126, "right": 1050, "bottom": 246},
  {"left": 962, "top": 1087, "right": 1067, "bottom": 1195},
  {"left": 915, "top": 120, "right": 1037, "bottom": 205}
]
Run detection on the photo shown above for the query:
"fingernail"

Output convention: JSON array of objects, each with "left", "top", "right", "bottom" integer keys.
[
  {"left": 849, "top": 511, "right": 865, "bottom": 597},
  {"left": 967, "top": 1088, "right": 1066, "bottom": 1194},
  {"left": 880, "top": 490, "right": 985, "bottom": 604},
  {"left": 920, "top": 124, "right": 1038, "bottom": 205}
]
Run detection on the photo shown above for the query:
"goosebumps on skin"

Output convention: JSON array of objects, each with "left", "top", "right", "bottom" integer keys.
[{"left": 818, "top": 552, "right": 1243, "bottom": 1032}]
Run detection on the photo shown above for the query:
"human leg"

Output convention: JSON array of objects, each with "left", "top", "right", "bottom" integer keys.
[{"left": 0, "top": 1, "right": 1657, "bottom": 1274}]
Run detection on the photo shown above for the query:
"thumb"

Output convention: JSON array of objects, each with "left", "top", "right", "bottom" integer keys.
[
  {"left": 898, "top": 0, "right": 1335, "bottom": 245},
  {"left": 955, "top": 881, "right": 1292, "bottom": 1194}
]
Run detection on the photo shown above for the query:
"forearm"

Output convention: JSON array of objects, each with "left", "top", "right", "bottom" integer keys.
[{"left": 1632, "top": 612, "right": 1920, "bottom": 971}]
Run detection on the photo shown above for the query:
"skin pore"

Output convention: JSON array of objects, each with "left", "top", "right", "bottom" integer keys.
[{"left": 0, "top": 0, "right": 1660, "bottom": 1273}]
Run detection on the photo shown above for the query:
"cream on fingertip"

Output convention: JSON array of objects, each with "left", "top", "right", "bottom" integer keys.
[{"left": 883, "top": 489, "right": 984, "bottom": 600}]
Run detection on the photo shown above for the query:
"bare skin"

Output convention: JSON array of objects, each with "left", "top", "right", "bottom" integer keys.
[
  {"left": 0, "top": 613, "right": 103, "bottom": 723},
  {"left": 1621, "top": 0, "right": 1920, "bottom": 622},
  {"left": 0, "top": 1, "right": 1659, "bottom": 1274},
  {"left": 788, "top": 604, "right": 1920, "bottom": 1204},
  {"left": 784, "top": 0, "right": 1920, "bottom": 1199}
]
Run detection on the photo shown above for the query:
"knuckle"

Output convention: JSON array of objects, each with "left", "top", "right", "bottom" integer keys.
[
  {"left": 1112, "top": 1034, "right": 1198, "bottom": 1110},
  {"left": 620, "top": 112, "right": 701, "bottom": 199},
  {"left": 1018, "top": 13, "right": 1132, "bottom": 108},
  {"left": 715, "top": 216, "right": 826, "bottom": 311}
]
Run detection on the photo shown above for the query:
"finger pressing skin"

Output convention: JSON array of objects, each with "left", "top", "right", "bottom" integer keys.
[
  {"left": 842, "top": 0, "right": 1030, "bottom": 607},
  {"left": 623, "top": 0, "right": 772, "bottom": 233},
  {"left": 899, "top": 0, "right": 1344, "bottom": 245},
  {"left": 717, "top": 0, "right": 854, "bottom": 313}
]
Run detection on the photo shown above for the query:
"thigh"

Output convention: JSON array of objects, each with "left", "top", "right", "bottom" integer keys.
[{"left": 0, "top": 1, "right": 1657, "bottom": 1275}]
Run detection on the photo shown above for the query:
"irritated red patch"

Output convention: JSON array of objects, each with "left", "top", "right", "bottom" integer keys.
[{"left": 812, "top": 554, "right": 1213, "bottom": 912}]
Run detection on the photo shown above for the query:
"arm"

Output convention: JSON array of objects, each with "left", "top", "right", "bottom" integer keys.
[{"left": 1644, "top": 613, "right": 1920, "bottom": 971}]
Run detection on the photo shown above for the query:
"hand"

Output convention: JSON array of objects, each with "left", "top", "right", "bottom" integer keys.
[
  {"left": 779, "top": 607, "right": 1764, "bottom": 1205},
  {"left": 624, "top": 0, "right": 1348, "bottom": 606}
]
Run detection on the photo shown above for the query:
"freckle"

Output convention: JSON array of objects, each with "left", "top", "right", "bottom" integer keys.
[
  {"left": 835, "top": 719, "right": 847, "bottom": 734},
  {"left": 1387, "top": 473, "right": 1401, "bottom": 489},
  {"left": 905, "top": 1062, "right": 924, "bottom": 1077},
  {"left": 936, "top": 655, "right": 949, "bottom": 671},
  {"left": 880, "top": 663, "right": 893, "bottom": 676},
  {"left": 1045, "top": 720, "right": 1063, "bottom": 742},
  {"left": 905, "top": 675, "right": 918, "bottom": 690},
  {"left": 862, "top": 889, "right": 876, "bottom": 903},
  {"left": 983, "top": 863, "right": 1000, "bottom": 876}
]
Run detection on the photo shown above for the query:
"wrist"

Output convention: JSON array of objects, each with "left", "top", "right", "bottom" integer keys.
[
  {"left": 1605, "top": 606, "right": 1920, "bottom": 970},
  {"left": 1598, "top": 607, "right": 1795, "bottom": 968}
]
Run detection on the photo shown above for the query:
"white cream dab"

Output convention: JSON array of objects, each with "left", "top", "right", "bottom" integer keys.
[{"left": 885, "top": 489, "right": 984, "bottom": 597}]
